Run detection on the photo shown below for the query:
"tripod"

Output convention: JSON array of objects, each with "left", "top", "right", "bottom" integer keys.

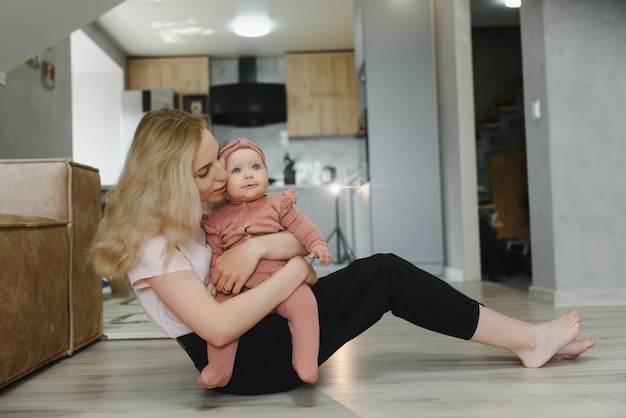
[{"left": 325, "top": 189, "right": 355, "bottom": 264}]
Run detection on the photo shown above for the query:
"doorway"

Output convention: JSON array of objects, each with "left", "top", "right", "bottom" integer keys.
[{"left": 471, "top": 25, "right": 532, "bottom": 291}]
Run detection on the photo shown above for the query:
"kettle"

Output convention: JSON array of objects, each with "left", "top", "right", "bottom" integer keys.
[
  {"left": 321, "top": 166, "right": 337, "bottom": 184},
  {"left": 283, "top": 153, "right": 296, "bottom": 185}
]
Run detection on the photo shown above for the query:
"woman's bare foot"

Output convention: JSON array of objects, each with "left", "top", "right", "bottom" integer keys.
[
  {"left": 471, "top": 306, "right": 595, "bottom": 368},
  {"left": 553, "top": 337, "right": 596, "bottom": 360},
  {"left": 515, "top": 310, "right": 593, "bottom": 368}
]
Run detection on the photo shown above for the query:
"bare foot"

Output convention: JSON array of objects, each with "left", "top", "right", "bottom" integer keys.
[
  {"left": 293, "top": 351, "right": 319, "bottom": 383},
  {"left": 553, "top": 337, "right": 596, "bottom": 360},
  {"left": 197, "top": 360, "right": 232, "bottom": 389},
  {"left": 516, "top": 310, "right": 590, "bottom": 368}
]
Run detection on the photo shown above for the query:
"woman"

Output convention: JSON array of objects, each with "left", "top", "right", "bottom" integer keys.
[{"left": 90, "top": 109, "right": 595, "bottom": 396}]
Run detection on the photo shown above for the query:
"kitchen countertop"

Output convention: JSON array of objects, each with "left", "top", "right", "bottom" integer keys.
[
  {"left": 269, "top": 182, "right": 366, "bottom": 192},
  {"left": 268, "top": 184, "right": 332, "bottom": 191}
]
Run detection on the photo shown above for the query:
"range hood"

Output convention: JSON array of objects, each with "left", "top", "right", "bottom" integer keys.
[{"left": 210, "top": 57, "right": 286, "bottom": 127}]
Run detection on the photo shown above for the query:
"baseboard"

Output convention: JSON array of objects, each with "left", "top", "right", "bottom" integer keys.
[
  {"left": 412, "top": 262, "right": 443, "bottom": 277},
  {"left": 443, "top": 266, "right": 464, "bottom": 282},
  {"left": 529, "top": 286, "right": 626, "bottom": 307}
]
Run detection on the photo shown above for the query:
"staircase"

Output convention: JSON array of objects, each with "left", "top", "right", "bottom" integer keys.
[
  {"left": 477, "top": 89, "right": 532, "bottom": 281},
  {"left": 476, "top": 88, "right": 525, "bottom": 204}
]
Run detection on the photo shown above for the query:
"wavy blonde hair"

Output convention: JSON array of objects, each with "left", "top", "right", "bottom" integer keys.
[{"left": 90, "top": 109, "right": 207, "bottom": 278}]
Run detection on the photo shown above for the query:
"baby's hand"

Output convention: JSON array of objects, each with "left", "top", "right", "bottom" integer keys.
[{"left": 309, "top": 244, "right": 332, "bottom": 267}]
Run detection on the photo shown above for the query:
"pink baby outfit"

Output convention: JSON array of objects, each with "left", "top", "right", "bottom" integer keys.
[
  {"left": 200, "top": 187, "right": 327, "bottom": 388},
  {"left": 204, "top": 188, "right": 327, "bottom": 286}
]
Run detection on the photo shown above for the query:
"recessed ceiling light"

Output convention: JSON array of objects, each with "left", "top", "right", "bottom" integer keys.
[
  {"left": 234, "top": 20, "right": 271, "bottom": 38},
  {"left": 504, "top": 0, "right": 521, "bottom": 8}
]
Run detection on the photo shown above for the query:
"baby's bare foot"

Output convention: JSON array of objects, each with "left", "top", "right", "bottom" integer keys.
[
  {"left": 197, "top": 360, "right": 232, "bottom": 389},
  {"left": 293, "top": 351, "right": 319, "bottom": 384},
  {"left": 517, "top": 310, "right": 587, "bottom": 368}
]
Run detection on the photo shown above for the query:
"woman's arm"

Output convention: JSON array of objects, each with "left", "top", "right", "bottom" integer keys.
[
  {"left": 148, "top": 256, "right": 316, "bottom": 347},
  {"left": 211, "top": 231, "right": 307, "bottom": 294}
]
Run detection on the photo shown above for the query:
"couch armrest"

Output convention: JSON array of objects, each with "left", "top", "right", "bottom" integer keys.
[
  {"left": 0, "top": 158, "right": 103, "bottom": 354},
  {"left": 67, "top": 161, "right": 103, "bottom": 353},
  {"left": 0, "top": 158, "right": 75, "bottom": 221}
]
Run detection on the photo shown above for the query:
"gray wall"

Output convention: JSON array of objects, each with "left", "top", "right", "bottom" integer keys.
[
  {"left": 362, "top": 0, "right": 443, "bottom": 274},
  {"left": 0, "top": 0, "right": 124, "bottom": 74},
  {"left": 0, "top": 39, "right": 73, "bottom": 159},
  {"left": 522, "top": 0, "right": 626, "bottom": 305}
]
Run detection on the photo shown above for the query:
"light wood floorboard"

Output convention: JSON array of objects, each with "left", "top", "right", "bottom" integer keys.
[{"left": 1, "top": 282, "right": 625, "bottom": 417}]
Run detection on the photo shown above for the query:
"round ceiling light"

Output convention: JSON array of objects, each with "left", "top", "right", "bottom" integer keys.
[{"left": 234, "top": 20, "right": 271, "bottom": 38}]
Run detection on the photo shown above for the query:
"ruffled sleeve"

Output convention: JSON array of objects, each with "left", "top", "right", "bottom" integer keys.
[{"left": 279, "top": 187, "right": 297, "bottom": 217}]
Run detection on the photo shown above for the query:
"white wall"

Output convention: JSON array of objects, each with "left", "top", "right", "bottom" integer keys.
[{"left": 71, "top": 30, "right": 124, "bottom": 186}]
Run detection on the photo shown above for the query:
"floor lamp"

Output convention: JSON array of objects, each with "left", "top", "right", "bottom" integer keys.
[{"left": 325, "top": 183, "right": 355, "bottom": 264}]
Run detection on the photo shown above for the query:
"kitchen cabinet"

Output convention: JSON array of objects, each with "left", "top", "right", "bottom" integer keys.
[
  {"left": 127, "top": 56, "right": 210, "bottom": 94},
  {"left": 285, "top": 52, "right": 359, "bottom": 137}
]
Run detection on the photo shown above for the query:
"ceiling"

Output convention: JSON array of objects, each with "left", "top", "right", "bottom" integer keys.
[
  {"left": 95, "top": 0, "right": 519, "bottom": 59},
  {"left": 95, "top": 0, "right": 355, "bottom": 58}
]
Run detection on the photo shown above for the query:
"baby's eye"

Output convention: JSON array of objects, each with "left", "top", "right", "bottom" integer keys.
[
  {"left": 252, "top": 164, "right": 261, "bottom": 171},
  {"left": 231, "top": 167, "right": 241, "bottom": 174}
]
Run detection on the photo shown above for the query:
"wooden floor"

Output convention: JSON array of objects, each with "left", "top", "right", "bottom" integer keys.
[{"left": 2, "top": 281, "right": 625, "bottom": 417}]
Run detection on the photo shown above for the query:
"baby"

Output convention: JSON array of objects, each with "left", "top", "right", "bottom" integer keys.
[{"left": 199, "top": 137, "right": 331, "bottom": 388}]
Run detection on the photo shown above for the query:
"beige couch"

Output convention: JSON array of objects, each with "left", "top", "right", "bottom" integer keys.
[{"left": 0, "top": 158, "right": 103, "bottom": 389}]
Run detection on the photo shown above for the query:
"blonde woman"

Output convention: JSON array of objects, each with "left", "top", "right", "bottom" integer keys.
[{"left": 91, "top": 109, "right": 595, "bottom": 395}]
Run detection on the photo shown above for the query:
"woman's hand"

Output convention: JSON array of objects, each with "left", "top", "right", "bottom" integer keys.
[
  {"left": 210, "top": 231, "right": 308, "bottom": 295},
  {"left": 211, "top": 238, "right": 263, "bottom": 295}
]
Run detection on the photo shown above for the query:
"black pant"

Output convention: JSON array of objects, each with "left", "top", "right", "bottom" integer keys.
[{"left": 177, "top": 253, "right": 481, "bottom": 395}]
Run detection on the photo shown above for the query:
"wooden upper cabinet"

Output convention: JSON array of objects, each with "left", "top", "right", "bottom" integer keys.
[
  {"left": 127, "top": 56, "right": 210, "bottom": 94},
  {"left": 285, "top": 52, "right": 359, "bottom": 137}
]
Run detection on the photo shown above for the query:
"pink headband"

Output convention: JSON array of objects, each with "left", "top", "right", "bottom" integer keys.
[{"left": 220, "top": 137, "right": 267, "bottom": 168}]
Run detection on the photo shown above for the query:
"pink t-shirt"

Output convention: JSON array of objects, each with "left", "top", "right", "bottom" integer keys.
[{"left": 126, "top": 235, "right": 212, "bottom": 338}]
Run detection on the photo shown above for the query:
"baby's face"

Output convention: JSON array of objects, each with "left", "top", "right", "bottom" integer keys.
[{"left": 225, "top": 148, "right": 269, "bottom": 202}]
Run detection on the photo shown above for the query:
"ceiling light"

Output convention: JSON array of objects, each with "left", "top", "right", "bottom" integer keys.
[
  {"left": 504, "top": 0, "right": 521, "bottom": 8},
  {"left": 234, "top": 20, "right": 271, "bottom": 38}
]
